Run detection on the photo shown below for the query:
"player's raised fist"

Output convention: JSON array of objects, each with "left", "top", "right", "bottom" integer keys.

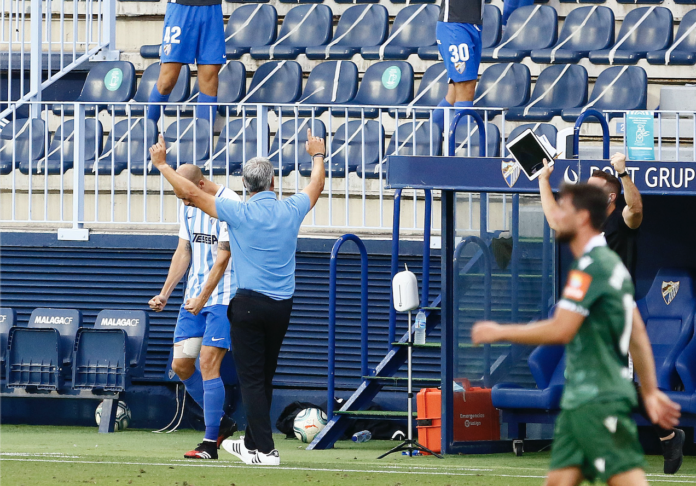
[
  {"left": 538, "top": 158, "right": 554, "bottom": 181},
  {"left": 610, "top": 152, "right": 627, "bottom": 173},
  {"left": 472, "top": 321, "right": 502, "bottom": 344},
  {"left": 149, "top": 294, "right": 168, "bottom": 312},
  {"left": 149, "top": 135, "right": 167, "bottom": 170}
]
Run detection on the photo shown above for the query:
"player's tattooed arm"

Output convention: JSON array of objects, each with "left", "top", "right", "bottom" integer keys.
[
  {"left": 185, "top": 242, "right": 231, "bottom": 316},
  {"left": 149, "top": 238, "right": 192, "bottom": 312},
  {"left": 219, "top": 241, "right": 230, "bottom": 252}
]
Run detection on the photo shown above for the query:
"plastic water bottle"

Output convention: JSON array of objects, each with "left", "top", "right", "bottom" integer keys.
[
  {"left": 351, "top": 430, "right": 372, "bottom": 443},
  {"left": 414, "top": 310, "right": 426, "bottom": 345}
]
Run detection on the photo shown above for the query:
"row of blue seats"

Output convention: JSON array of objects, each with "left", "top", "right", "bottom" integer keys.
[
  {"left": 492, "top": 269, "right": 696, "bottom": 417},
  {"left": 0, "top": 308, "right": 148, "bottom": 392},
  {"left": 120, "top": 0, "right": 696, "bottom": 6},
  {"left": 36, "top": 58, "right": 647, "bottom": 123},
  {"left": 139, "top": 5, "right": 696, "bottom": 66}
]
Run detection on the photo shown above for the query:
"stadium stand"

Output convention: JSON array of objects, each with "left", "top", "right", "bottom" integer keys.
[
  {"left": 293, "top": 61, "right": 359, "bottom": 116},
  {"left": 360, "top": 4, "right": 439, "bottom": 60},
  {"left": 473, "top": 63, "right": 531, "bottom": 115},
  {"left": 345, "top": 61, "right": 414, "bottom": 117},
  {"left": 114, "top": 64, "right": 190, "bottom": 117},
  {"left": 0, "top": 308, "right": 16, "bottom": 380},
  {"left": 389, "top": 62, "right": 447, "bottom": 119},
  {"left": 589, "top": 7, "right": 673, "bottom": 64},
  {"left": 0, "top": 118, "right": 46, "bottom": 175},
  {"left": 94, "top": 118, "right": 157, "bottom": 176},
  {"left": 224, "top": 4, "right": 278, "bottom": 59},
  {"left": 269, "top": 118, "right": 327, "bottom": 176},
  {"left": 164, "top": 119, "right": 211, "bottom": 166},
  {"left": 561, "top": 66, "right": 647, "bottom": 121},
  {"left": 647, "top": 9, "right": 696, "bottom": 65},
  {"left": 506, "top": 64, "right": 588, "bottom": 121},
  {"left": 209, "top": 118, "right": 258, "bottom": 175},
  {"left": 232, "top": 61, "right": 303, "bottom": 114},
  {"left": 530, "top": 6, "right": 615, "bottom": 64},
  {"left": 305, "top": 5, "right": 389, "bottom": 60},
  {"left": 249, "top": 5, "right": 333, "bottom": 60},
  {"left": 481, "top": 5, "right": 558, "bottom": 62},
  {"left": 453, "top": 121, "right": 501, "bottom": 157},
  {"left": 215, "top": 61, "right": 249, "bottom": 114}
]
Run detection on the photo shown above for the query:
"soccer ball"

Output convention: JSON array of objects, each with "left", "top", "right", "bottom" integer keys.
[
  {"left": 293, "top": 408, "right": 328, "bottom": 443},
  {"left": 95, "top": 400, "right": 132, "bottom": 431}
]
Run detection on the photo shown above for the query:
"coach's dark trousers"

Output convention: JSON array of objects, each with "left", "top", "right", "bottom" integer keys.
[{"left": 228, "top": 289, "right": 293, "bottom": 454}]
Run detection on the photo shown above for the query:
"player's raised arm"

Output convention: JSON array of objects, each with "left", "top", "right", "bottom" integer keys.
[
  {"left": 302, "top": 128, "right": 326, "bottom": 209},
  {"left": 472, "top": 307, "right": 585, "bottom": 346},
  {"left": 149, "top": 135, "right": 218, "bottom": 218}
]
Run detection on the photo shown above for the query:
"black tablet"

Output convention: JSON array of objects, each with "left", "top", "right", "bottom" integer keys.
[{"left": 505, "top": 129, "right": 556, "bottom": 180}]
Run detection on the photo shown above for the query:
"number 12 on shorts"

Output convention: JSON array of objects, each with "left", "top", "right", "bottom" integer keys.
[
  {"left": 449, "top": 43, "right": 470, "bottom": 63},
  {"left": 164, "top": 26, "right": 181, "bottom": 44}
]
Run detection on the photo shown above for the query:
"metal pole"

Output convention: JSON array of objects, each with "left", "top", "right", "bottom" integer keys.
[
  {"left": 407, "top": 309, "right": 413, "bottom": 449},
  {"left": 72, "top": 103, "right": 85, "bottom": 229},
  {"left": 29, "top": 0, "right": 42, "bottom": 117}
]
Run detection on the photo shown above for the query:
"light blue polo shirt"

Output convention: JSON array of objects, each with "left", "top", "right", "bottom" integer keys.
[{"left": 215, "top": 191, "right": 311, "bottom": 300}]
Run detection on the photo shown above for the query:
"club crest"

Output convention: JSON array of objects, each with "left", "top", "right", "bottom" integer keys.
[
  {"left": 163, "top": 44, "right": 172, "bottom": 56},
  {"left": 501, "top": 160, "right": 520, "bottom": 188},
  {"left": 662, "top": 281, "right": 680, "bottom": 305},
  {"left": 455, "top": 62, "right": 466, "bottom": 74}
]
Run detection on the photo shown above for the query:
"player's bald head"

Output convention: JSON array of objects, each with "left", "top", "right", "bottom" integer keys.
[{"left": 176, "top": 164, "right": 203, "bottom": 184}]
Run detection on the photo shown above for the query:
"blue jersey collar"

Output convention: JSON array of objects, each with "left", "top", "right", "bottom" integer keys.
[{"left": 249, "top": 191, "right": 277, "bottom": 202}]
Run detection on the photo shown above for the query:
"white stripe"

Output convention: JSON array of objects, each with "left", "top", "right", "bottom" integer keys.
[
  {"left": 225, "top": 4, "right": 263, "bottom": 42},
  {"left": 444, "top": 0, "right": 449, "bottom": 23},
  {"left": 608, "top": 6, "right": 656, "bottom": 65},
  {"left": 493, "top": 5, "right": 541, "bottom": 59},
  {"left": 0, "top": 119, "right": 31, "bottom": 154},
  {"left": 236, "top": 61, "right": 287, "bottom": 114},
  {"left": 331, "top": 61, "right": 342, "bottom": 103},
  {"left": 296, "top": 86, "right": 325, "bottom": 105},
  {"left": 268, "top": 118, "right": 309, "bottom": 159},
  {"left": 36, "top": 128, "right": 76, "bottom": 174},
  {"left": 523, "top": 64, "right": 572, "bottom": 116},
  {"left": 325, "top": 6, "right": 372, "bottom": 59},
  {"left": 205, "top": 118, "right": 254, "bottom": 169},
  {"left": 98, "top": 118, "right": 141, "bottom": 166},
  {"left": 331, "top": 120, "right": 368, "bottom": 158},
  {"left": 379, "top": 5, "right": 427, "bottom": 60},
  {"left": 665, "top": 20, "right": 696, "bottom": 65},
  {"left": 474, "top": 63, "right": 514, "bottom": 105},
  {"left": 269, "top": 5, "right": 318, "bottom": 60},
  {"left": 550, "top": 6, "right": 598, "bottom": 64},
  {"left": 455, "top": 124, "right": 479, "bottom": 154},
  {"left": 382, "top": 121, "right": 425, "bottom": 163},
  {"left": 406, "top": 68, "right": 447, "bottom": 117},
  {"left": 581, "top": 65, "right": 629, "bottom": 113}
]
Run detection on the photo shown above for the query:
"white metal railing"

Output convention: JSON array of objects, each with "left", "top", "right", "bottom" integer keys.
[
  {"left": 1, "top": 102, "right": 692, "bottom": 234},
  {"left": 0, "top": 0, "right": 117, "bottom": 123}
]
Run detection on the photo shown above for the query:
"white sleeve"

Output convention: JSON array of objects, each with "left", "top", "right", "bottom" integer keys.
[
  {"left": 178, "top": 204, "right": 189, "bottom": 240},
  {"left": 217, "top": 188, "right": 239, "bottom": 243},
  {"left": 219, "top": 222, "right": 230, "bottom": 243}
]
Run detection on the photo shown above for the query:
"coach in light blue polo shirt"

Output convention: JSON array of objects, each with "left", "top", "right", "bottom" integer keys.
[{"left": 149, "top": 129, "right": 326, "bottom": 466}]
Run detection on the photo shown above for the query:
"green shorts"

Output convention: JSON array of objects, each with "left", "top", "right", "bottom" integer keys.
[{"left": 549, "top": 399, "right": 645, "bottom": 483}]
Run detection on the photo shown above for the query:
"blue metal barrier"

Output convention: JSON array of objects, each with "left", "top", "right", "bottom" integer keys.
[
  {"left": 448, "top": 109, "right": 487, "bottom": 158},
  {"left": 572, "top": 109, "right": 610, "bottom": 159},
  {"left": 327, "top": 234, "right": 368, "bottom": 421}
]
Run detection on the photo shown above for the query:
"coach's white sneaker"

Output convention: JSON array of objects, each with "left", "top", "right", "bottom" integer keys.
[
  {"left": 250, "top": 449, "right": 280, "bottom": 466},
  {"left": 221, "top": 437, "right": 255, "bottom": 465}
]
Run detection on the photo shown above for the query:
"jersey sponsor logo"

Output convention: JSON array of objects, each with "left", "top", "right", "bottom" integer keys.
[
  {"left": 662, "top": 281, "right": 680, "bottom": 305},
  {"left": 211, "top": 337, "right": 224, "bottom": 342},
  {"left": 501, "top": 160, "right": 520, "bottom": 188},
  {"left": 562, "top": 270, "right": 592, "bottom": 301},
  {"left": 34, "top": 316, "right": 73, "bottom": 325},
  {"left": 603, "top": 416, "right": 618, "bottom": 434},
  {"left": 100, "top": 318, "right": 139, "bottom": 327},
  {"left": 594, "top": 458, "right": 606, "bottom": 473},
  {"left": 192, "top": 233, "right": 219, "bottom": 245}
]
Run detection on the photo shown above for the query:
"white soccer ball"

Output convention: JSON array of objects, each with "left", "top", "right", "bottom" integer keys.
[
  {"left": 95, "top": 400, "right": 132, "bottom": 431},
  {"left": 293, "top": 408, "right": 328, "bottom": 443}
]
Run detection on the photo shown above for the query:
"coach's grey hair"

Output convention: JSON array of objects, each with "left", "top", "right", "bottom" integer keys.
[{"left": 242, "top": 157, "right": 274, "bottom": 193}]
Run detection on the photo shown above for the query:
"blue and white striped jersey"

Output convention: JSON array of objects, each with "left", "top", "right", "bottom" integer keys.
[{"left": 178, "top": 186, "right": 240, "bottom": 306}]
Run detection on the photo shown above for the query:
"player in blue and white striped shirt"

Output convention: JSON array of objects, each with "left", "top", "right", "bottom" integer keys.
[{"left": 148, "top": 164, "right": 240, "bottom": 460}]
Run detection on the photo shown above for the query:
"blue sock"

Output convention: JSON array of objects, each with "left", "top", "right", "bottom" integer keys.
[
  {"left": 182, "top": 369, "right": 205, "bottom": 410},
  {"left": 431, "top": 99, "right": 452, "bottom": 135},
  {"left": 147, "top": 85, "right": 170, "bottom": 125},
  {"left": 203, "top": 377, "right": 225, "bottom": 442},
  {"left": 197, "top": 93, "right": 217, "bottom": 125}
]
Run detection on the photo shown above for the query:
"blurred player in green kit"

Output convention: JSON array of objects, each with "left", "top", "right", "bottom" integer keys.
[{"left": 472, "top": 183, "right": 681, "bottom": 486}]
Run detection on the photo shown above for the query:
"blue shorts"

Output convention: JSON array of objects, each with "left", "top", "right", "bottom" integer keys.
[
  {"left": 161, "top": 3, "right": 226, "bottom": 65},
  {"left": 436, "top": 22, "right": 482, "bottom": 83},
  {"left": 174, "top": 304, "right": 231, "bottom": 350}
]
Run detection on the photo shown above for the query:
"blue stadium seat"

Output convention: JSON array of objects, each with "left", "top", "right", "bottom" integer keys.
[
  {"left": 0, "top": 118, "right": 46, "bottom": 175},
  {"left": 506, "top": 64, "right": 587, "bottom": 121},
  {"left": 249, "top": 5, "right": 332, "bottom": 60},
  {"left": 616, "top": 0, "right": 661, "bottom": 4},
  {"left": 164, "top": 119, "right": 210, "bottom": 167},
  {"left": 279, "top": 0, "right": 323, "bottom": 4},
  {"left": 390, "top": 0, "right": 437, "bottom": 4},
  {"left": 361, "top": 5, "right": 439, "bottom": 60},
  {"left": 492, "top": 345, "right": 565, "bottom": 411},
  {"left": 298, "top": 120, "right": 384, "bottom": 177},
  {"left": 305, "top": 5, "right": 388, "bottom": 60},
  {"left": 389, "top": 62, "right": 448, "bottom": 119},
  {"left": 670, "top": 328, "right": 696, "bottom": 413},
  {"left": 356, "top": 121, "right": 441, "bottom": 179},
  {"left": 114, "top": 63, "right": 190, "bottom": 117},
  {"left": 269, "top": 118, "right": 327, "bottom": 176},
  {"left": 333, "top": 0, "right": 378, "bottom": 3},
  {"left": 19, "top": 119, "right": 103, "bottom": 175},
  {"left": 225, "top": 0, "right": 269, "bottom": 3},
  {"left": 481, "top": 5, "right": 557, "bottom": 62},
  {"left": 208, "top": 118, "right": 258, "bottom": 175},
  {"left": 224, "top": 4, "right": 277, "bottom": 59},
  {"left": 0, "top": 308, "right": 16, "bottom": 380},
  {"left": 505, "top": 123, "right": 558, "bottom": 156},
  {"left": 216, "top": 62, "right": 248, "bottom": 116},
  {"left": 648, "top": 10, "right": 696, "bottom": 66},
  {"left": 293, "top": 61, "right": 358, "bottom": 117},
  {"left": 72, "top": 310, "right": 149, "bottom": 391},
  {"left": 637, "top": 269, "right": 695, "bottom": 392},
  {"left": 531, "top": 6, "right": 614, "bottom": 64},
  {"left": 589, "top": 7, "right": 672, "bottom": 65},
  {"left": 93, "top": 118, "right": 157, "bottom": 176},
  {"left": 561, "top": 66, "right": 647, "bottom": 122},
  {"left": 51, "top": 61, "right": 136, "bottom": 115},
  {"left": 453, "top": 121, "right": 501, "bottom": 157},
  {"left": 419, "top": 5, "right": 502, "bottom": 59},
  {"left": 236, "top": 61, "right": 303, "bottom": 114},
  {"left": 559, "top": 0, "right": 605, "bottom": 3},
  {"left": 344, "top": 61, "right": 414, "bottom": 118},
  {"left": 473, "top": 63, "right": 530, "bottom": 115}
]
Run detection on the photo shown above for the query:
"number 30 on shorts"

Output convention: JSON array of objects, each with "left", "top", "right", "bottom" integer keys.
[
  {"left": 164, "top": 26, "right": 181, "bottom": 44},
  {"left": 449, "top": 43, "right": 470, "bottom": 63}
]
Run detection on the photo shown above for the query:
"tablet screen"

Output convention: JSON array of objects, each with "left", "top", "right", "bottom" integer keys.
[{"left": 507, "top": 131, "right": 552, "bottom": 179}]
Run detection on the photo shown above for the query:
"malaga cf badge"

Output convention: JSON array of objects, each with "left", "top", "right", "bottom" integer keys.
[
  {"left": 163, "top": 44, "right": 172, "bottom": 56},
  {"left": 455, "top": 62, "right": 466, "bottom": 74},
  {"left": 662, "top": 281, "right": 680, "bottom": 305},
  {"left": 501, "top": 160, "right": 520, "bottom": 188}
]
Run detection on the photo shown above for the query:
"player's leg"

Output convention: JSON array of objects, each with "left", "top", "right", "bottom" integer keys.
[
  {"left": 193, "top": 4, "right": 226, "bottom": 124},
  {"left": 147, "top": 3, "right": 198, "bottom": 125},
  {"left": 606, "top": 468, "right": 648, "bottom": 486},
  {"left": 173, "top": 306, "right": 205, "bottom": 410},
  {"left": 544, "top": 467, "right": 585, "bottom": 486}
]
